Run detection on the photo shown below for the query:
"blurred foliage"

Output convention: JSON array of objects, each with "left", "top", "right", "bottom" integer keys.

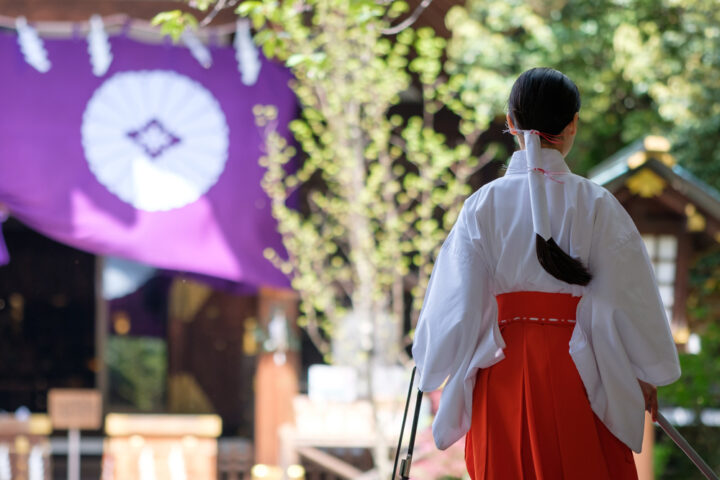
[
  {"left": 150, "top": 10, "right": 199, "bottom": 41},
  {"left": 235, "top": 0, "right": 499, "bottom": 370},
  {"left": 153, "top": 0, "right": 720, "bottom": 374},
  {"left": 165, "top": 3, "right": 495, "bottom": 476},
  {"left": 655, "top": 427, "right": 720, "bottom": 479},
  {"left": 687, "top": 249, "right": 720, "bottom": 331},
  {"left": 657, "top": 252, "right": 720, "bottom": 478},
  {"left": 659, "top": 248, "right": 720, "bottom": 409},
  {"left": 674, "top": 114, "right": 720, "bottom": 190},
  {"left": 152, "top": 2, "right": 720, "bottom": 476},
  {"left": 107, "top": 335, "right": 167, "bottom": 411},
  {"left": 603, "top": 0, "right": 720, "bottom": 188},
  {"left": 445, "top": 0, "right": 668, "bottom": 174},
  {"left": 152, "top": 0, "right": 720, "bottom": 358},
  {"left": 658, "top": 324, "right": 720, "bottom": 409},
  {"left": 448, "top": 0, "right": 720, "bottom": 175}
]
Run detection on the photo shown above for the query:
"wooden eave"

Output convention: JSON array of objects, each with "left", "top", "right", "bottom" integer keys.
[
  {"left": 589, "top": 137, "right": 720, "bottom": 242},
  {"left": 0, "top": 0, "right": 462, "bottom": 38}
]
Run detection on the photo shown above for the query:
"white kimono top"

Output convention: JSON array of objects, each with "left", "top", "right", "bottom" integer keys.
[{"left": 412, "top": 148, "right": 681, "bottom": 453}]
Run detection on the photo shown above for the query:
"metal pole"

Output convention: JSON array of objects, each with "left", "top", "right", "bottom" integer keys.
[
  {"left": 392, "top": 367, "right": 416, "bottom": 480},
  {"left": 67, "top": 429, "right": 80, "bottom": 480},
  {"left": 400, "top": 390, "right": 423, "bottom": 480},
  {"left": 656, "top": 413, "right": 719, "bottom": 480}
]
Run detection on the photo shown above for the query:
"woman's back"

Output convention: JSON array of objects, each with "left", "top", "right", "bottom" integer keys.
[
  {"left": 413, "top": 146, "right": 679, "bottom": 454},
  {"left": 468, "top": 147, "right": 627, "bottom": 297},
  {"left": 412, "top": 68, "right": 680, "bottom": 479}
]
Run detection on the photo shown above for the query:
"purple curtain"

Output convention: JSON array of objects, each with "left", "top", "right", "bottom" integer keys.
[{"left": 0, "top": 33, "right": 295, "bottom": 288}]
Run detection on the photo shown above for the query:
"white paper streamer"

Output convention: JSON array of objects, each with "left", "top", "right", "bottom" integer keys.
[
  {"left": 28, "top": 445, "right": 44, "bottom": 480},
  {"left": 167, "top": 445, "right": 187, "bottom": 480},
  {"left": 16, "top": 16, "right": 51, "bottom": 73},
  {"left": 139, "top": 446, "right": 157, "bottom": 480},
  {"left": 182, "top": 29, "right": 212, "bottom": 69},
  {"left": 234, "top": 19, "right": 261, "bottom": 86},
  {"left": 0, "top": 445, "right": 10, "bottom": 480},
  {"left": 87, "top": 15, "right": 113, "bottom": 76}
]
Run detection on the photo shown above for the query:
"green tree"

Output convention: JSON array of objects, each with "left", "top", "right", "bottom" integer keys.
[
  {"left": 155, "top": 1, "right": 720, "bottom": 476},
  {"left": 107, "top": 336, "right": 167, "bottom": 411},
  {"left": 245, "top": 3, "right": 494, "bottom": 474},
  {"left": 445, "top": 0, "right": 680, "bottom": 174},
  {"left": 654, "top": 321, "right": 720, "bottom": 477},
  {"left": 448, "top": 0, "right": 720, "bottom": 177},
  {"left": 156, "top": 1, "right": 497, "bottom": 475},
  {"left": 611, "top": 0, "right": 720, "bottom": 188}
]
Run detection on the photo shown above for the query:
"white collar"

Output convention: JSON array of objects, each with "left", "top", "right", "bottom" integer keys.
[{"left": 505, "top": 148, "right": 571, "bottom": 175}]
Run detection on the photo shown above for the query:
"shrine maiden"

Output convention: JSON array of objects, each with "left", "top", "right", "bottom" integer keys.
[{"left": 412, "top": 68, "right": 681, "bottom": 479}]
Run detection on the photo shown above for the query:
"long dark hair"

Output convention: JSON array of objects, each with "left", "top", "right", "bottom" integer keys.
[{"left": 508, "top": 68, "right": 592, "bottom": 286}]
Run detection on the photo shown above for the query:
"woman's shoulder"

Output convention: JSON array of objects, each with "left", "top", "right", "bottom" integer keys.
[
  {"left": 571, "top": 176, "right": 641, "bottom": 244},
  {"left": 463, "top": 180, "right": 497, "bottom": 210},
  {"left": 568, "top": 174, "right": 630, "bottom": 213},
  {"left": 465, "top": 171, "right": 521, "bottom": 203}
]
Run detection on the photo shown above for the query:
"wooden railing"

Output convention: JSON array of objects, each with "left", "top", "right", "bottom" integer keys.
[{"left": 298, "top": 447, "right": 365, "bottom": 479}]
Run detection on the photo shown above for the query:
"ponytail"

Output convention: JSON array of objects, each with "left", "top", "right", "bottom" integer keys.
[
  {"left": 508, "top": 68, "right": 592, "bottom": 286},
  {"left": 535, "top": 234, "right": 592, "bottom": 286}
]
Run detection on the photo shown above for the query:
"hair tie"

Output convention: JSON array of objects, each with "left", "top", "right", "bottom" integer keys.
[
  {"left": 504, "top": 127, "right": 564, "bottom": 145},
  {"left": 531, "top": 167, "right": 565, "bottom": 184}
]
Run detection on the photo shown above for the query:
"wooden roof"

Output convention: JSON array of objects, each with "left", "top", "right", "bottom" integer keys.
[
  {"left": 0, "top": 0, "right": 462, "bottom": 37},
  {"left": 589, "top": 135, "right": 720, "bottom": 242},
  {"left": 0, "top": 1, "right": 237, "bottom": 24}
]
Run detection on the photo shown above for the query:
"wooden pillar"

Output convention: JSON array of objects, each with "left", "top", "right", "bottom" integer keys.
[
  {"left": 633, "top": 412, "right": 655, "bottom": 480},
  {"left": 94, "top": 257, "right": 109, "bottom": 411},
  {"left": 672, "top": 232, "right": 691, "bottom": 335},
  {"left": 254, "top": 287, "right": 300, "bottom": 466},
  {"left": 167, "top": 278, "right": 258, "bottom": 436}
]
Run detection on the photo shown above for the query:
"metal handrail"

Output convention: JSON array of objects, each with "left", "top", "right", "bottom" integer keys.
[{"left": 656, "top": 412, "right": 719, "bottom": 480}]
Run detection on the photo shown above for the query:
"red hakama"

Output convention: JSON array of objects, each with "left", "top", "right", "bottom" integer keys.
[{"left": 465, "top": 291, "right": 638, "bottom": 480}]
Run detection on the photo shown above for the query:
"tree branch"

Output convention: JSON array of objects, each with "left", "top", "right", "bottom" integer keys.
[
  {"left": 382, "top": 0, "right": 434, "bottom": 35},
  {"left": 197, "top": 0, "right": 237, "bottom": 27}
]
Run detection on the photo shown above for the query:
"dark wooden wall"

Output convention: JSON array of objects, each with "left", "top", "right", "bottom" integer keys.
[
  {"left": 0, "top": 219, "right": 96, "bottom": 412},
  {"left": 168, "top": 282, "right": 259, "bottom": 437}
]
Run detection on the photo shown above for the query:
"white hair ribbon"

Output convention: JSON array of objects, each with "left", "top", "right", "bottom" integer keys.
[{"left": 524, "top": 130, "right": 553, "bottom": 241}]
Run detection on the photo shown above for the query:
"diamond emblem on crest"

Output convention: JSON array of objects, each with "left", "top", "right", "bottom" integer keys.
[
  {"left": 81, "top": 70, "right": 229, "bottom": 212},
  {"left": 127, "top": 119, "right": 181, "bottom": 159}
]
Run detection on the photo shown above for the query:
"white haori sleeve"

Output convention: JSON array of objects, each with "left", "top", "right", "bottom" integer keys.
[
  {"left": 412, "top": 198, "right": 505, "bottom": 449},
  {"left": 573, "top": 192, "right": 681, "bottom": 452}
]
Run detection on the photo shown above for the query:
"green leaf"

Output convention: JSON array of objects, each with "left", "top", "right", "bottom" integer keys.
[
  {"left": 286, "top": 54, "right": 307, "bottom": 67},
  {"left": 191, "top": 0, "right": 215, "bottom": 11},
  {"left": 236, "top": 1, "right": 263, "bottom": 17},
  {"left": 151, "top": 10, "right": 198, "bottom": 42}
]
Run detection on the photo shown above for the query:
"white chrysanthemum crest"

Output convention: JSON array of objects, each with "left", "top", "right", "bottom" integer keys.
[
  {"left": 82, "top": 70, "right": 229, "bottom": 212},
  {"left": 87, "top": 15, "right": 113, "bottom": 76},
  {"left": 234, "top": 19, "right": 261, "bottom": 86},
  {"left": 16, "top": 16, "right": 51, "bottom": 73},
  {"left": 182, "top": 29, "right": 212, "bottom": 69}
]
